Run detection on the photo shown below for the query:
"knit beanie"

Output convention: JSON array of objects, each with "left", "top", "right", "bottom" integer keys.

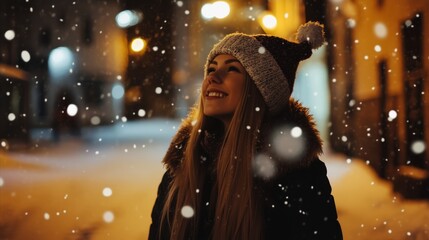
[{"left": 205, "top": 21, "right": 325, "bottom": 114}]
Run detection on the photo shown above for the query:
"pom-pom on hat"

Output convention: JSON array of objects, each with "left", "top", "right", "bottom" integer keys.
[{"left": 205, "top": 21, "right": 325, "bottom": 114}]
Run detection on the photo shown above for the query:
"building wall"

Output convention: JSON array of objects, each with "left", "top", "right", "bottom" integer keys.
[
  {"left": 328, "top": 0, "right": 429, "bottom": 177},
  {"left": 0, "top": 0, "right": 128, "bottom": 137}
]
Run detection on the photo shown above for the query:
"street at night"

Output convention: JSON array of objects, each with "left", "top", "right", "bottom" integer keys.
[
  {"left": 1, "top": 119, "right": 428, "bottom": 239},
  {"left": 1, "top": 0, "right": 429, "bottom": 239}
]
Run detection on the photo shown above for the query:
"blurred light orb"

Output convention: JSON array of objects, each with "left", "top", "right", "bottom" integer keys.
[
  {"left": 262, "top": 14, "right": 277, "bottom": 29},
  {"left": 291, "top": 126, "right": 302, "bottom": 138},
  {"left": 181, "top": 205, "right": 195, "bottom": 218},
  {"left": 201, "top": 1, "right": 230, "bottom": 19},
  {"left": 90, "top": 116, "right": 101, "bottom": 125},
  {"left": 374, "top": 45, "right": 382, "bottom": 52},
  {"left": 48, "top": 46, "right": 75, "bottom": 79},
  {"left": 201, "top": 4, "right": 215, "bottom": 19},
  {"left": 347, "top": 18, "right": 356, "bottom": 28},
  {"left": 66, "top": 104, "right": 78, "bottom": 117},
  {"left": 252, "top": 154, "right": 276, "bottom": 179},
  {"left": 0, "top": 176, "right": 4, "bottom": 187},
  {"left": 138, "top": 109, "right": 146, "bottom": 117},
  {"left": 102, "top": 187, "right": 113, "bottom": 197},
  {"left": 272, "top": 125, "right": 305, "bottom": 161},
  {"left": 112, "top": 84, "right": 125, "bottom": 99},
  {"left": 404, "top": 20, "right": 412, "bottom": 27},
  {"left": 155, "top": 87, "right": 162, "bottom": 94},
  {"left": 212, "top": 1, "right": 230, "bottom": 19},
  {"left": 21, "top": 50, "right": 31, "bottom": 62},
  {"left": 411, "top": 140, "right": 426, "bottom": 154},
  {"left": 388, "top": 110, "right": 397, "bottom": 121},
  {"left": 115, "top": 10, "right": 142, "bottom": 28},
  {"left": 4, "top": 30, "right": 15, "bottom": 40},
  {"left": 103, "top": 211, "right": 115, "bottom": 223},
  {"left": 374, "top": 22, "right": 388, "bottom": 38},
  {"left": 1, "top": 140, "right": 9, "bottom": 150},
  {"left": 8, "top": 113, "right": 16, "bottom": 121},
  {"left": 130, "top": 38, "right": 146, "bottom": 53}
]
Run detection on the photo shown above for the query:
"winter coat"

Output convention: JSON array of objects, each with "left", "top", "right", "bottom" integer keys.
[{"left": 149, "top": 99, "right": 343, "bottom": 240}]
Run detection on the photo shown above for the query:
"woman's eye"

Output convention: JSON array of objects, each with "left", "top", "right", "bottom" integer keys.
[
  {"left": 207, "top": 67, "right": 215, "bottom": 74},
  {"left": 228, "top": 66, "right": 241, "bottom": 72}
]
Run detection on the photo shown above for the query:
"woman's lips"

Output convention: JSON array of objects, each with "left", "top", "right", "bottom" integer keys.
[{"left": 206, "top": 91, "right": 227, "bottom": 98}]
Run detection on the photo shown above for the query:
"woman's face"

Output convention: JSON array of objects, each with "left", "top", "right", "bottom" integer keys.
[{"left": 202, "top": 54, "right": 246, "bottom": 125}]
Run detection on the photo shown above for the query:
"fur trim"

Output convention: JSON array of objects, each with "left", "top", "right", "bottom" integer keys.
[
  {"left": 161, "top": 117, "right": 193, "bottom": 174},
  {"left": 162, "top": 99, "right": 322, "bottom": 174}
]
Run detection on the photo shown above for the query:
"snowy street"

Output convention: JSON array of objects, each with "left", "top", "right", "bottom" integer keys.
[{"left": 1, "top": 119, "right": 428, "bottom": 240}]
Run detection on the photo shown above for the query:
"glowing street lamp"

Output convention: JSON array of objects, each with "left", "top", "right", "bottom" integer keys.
[{"left": 201, "top": 1, "right": 230, "bottom": 20}]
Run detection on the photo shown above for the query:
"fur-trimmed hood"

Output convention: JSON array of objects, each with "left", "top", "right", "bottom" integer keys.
[{"left": 162, "top": 98, "right": 322, "bottom": 175}]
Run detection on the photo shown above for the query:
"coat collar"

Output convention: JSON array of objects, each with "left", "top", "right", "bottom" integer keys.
[{"left": 162, "top": 98, "right": 322, "bottom": 174}]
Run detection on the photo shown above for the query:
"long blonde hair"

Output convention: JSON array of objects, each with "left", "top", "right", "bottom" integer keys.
[{"left": 161, "top": 75, "right": 268, "bottom": 239}]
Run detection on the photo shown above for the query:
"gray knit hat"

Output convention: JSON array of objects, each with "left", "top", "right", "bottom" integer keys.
[{"left": 205, "top": 21, "right": 325, "bottom": 114}]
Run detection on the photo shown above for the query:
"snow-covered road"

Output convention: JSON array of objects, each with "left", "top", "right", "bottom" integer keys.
[{"left": 1, "top": 119, "right": 428, "bottom": 239}]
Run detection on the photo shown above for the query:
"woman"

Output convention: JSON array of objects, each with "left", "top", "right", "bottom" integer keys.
[{"left": 149, "top": 21, "right": 343, "bottom": 239}]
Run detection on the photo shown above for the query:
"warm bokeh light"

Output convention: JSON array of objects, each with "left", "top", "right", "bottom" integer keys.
[
  {"left": 261, "top": 13, "right": 277, "bottom": 30},
  {"left": 212, "top": 1, "right": 230, "bottom": 19},
  {"left": 130, "top": 37, "right": 146, "bottom": 53},
  {"left": 201, "top": 3, "right": 215, "bottom": 19},
  {"left": 201, "top": 1, "right": 230, "bottom": 19}
]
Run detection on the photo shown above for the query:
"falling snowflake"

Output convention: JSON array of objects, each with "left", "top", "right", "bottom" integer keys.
[
  {"left": 102, "top": 187, "right": 113, "bottom": 197},
  {"left": 181, "top": 205, "right": 194, "bottom": 218},
  {"left": 252, "top": 154, "right": 276, "bottom": 179},
  {"left": 103, "top": 211, "right": 114, "bottom": 223}
]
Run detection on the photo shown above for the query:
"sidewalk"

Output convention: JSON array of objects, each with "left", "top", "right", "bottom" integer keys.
[{"left": 322, "top": 150, "right": 429, "bottom": 240}]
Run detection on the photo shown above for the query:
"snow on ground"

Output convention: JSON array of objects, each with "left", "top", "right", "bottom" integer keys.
[
  {"left": 322, "top": 151, "right": 429, "bottom": 240},
  {"left": 1, "top": 119, "right": 428, "bottom": 240}
]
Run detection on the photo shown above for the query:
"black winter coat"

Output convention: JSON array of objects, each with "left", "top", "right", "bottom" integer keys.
[{"left": 149, "top": 99, "right": 343, "bottom": 240}]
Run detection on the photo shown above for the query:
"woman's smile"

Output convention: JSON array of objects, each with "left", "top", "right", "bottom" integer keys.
[{"left": 205, "top": 88, "right": 229, "bottom": 98}]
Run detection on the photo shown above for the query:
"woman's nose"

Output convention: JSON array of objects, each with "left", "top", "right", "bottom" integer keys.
[{"left": 207, "top": 72, "right": 222, "bottom": 84}]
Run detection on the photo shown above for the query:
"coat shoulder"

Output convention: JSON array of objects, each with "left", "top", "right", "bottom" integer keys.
[{"left": 263, "top": 98, "right": 323, "bottom": 167}]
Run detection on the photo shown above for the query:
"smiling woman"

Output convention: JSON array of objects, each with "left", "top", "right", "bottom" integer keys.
[
  {"left": 149, "top": 21, "right": 343, "bottom": 240},
  {"left": 202, "top": 55, "right": 246, "bottom": 126}
]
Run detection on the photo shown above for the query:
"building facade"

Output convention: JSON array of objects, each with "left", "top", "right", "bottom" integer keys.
[
  {"left": 327, "top": 0, "right": 429, "bottom": 197},
  {"left": 0, "top": 0, "right": 128, "bottom": 142}
]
